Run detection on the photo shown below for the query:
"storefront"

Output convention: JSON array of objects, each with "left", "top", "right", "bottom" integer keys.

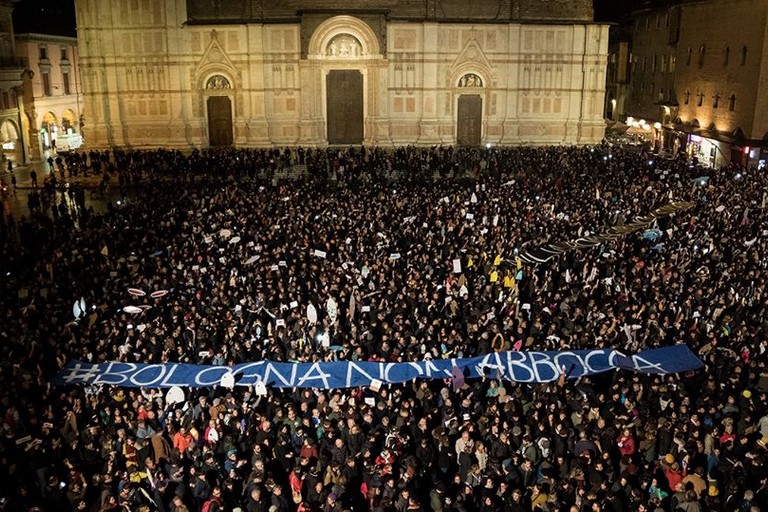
[{"left": 686, "top": 134, "right": 729, "bottom": 168}]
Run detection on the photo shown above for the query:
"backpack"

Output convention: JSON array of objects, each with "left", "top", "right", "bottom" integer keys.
[{"left": 202, "top": 497, "right": 221, "bottom": 512}]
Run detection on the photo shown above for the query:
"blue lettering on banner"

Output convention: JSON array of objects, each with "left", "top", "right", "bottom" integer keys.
[{"left": 53, "top": 346, "right": 704, "bottom": 389}]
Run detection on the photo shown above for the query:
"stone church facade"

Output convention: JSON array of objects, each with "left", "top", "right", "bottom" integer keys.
[{"left": 75, "top": 0, "right": 608, "bottom": 148}]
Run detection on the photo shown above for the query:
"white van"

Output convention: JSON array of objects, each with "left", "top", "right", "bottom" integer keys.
[{"left": 56, "top": 133, "right": 84, "bottom": 153}]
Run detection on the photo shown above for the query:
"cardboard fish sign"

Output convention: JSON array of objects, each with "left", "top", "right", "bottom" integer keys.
[
  {"left": 471, "top": 192, "right": 478, "bottom": 204},
  {"left": 166, "top": 386, "right": 185, "bottom": 405},
  {"left": 123, "top": 306, "right": 142, "bottom": 314},
  {"left": 128, "top": 288, "right": 146, "bottom": 297},
  {"left": 73, "top": 297, "right": 86, "bottom": 320},
  {"left": 255, "top": 381, "right": 268, "bottom": 397},
  {"left": 220, "top": 372, "right": 235, "bottom": 389},
  {"left": 219, "top": 228, "right": 232, "bottom": 239},
  {"left": 307, "top": 303, "right": 318, "bottom": 324},
  {"left": 327, "top": 297, "right": 338, "bottom": 324}
]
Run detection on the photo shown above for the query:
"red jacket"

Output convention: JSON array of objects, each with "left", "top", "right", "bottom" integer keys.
[{"left": 617, "top": 435, "right": 636, "bottom": 456}]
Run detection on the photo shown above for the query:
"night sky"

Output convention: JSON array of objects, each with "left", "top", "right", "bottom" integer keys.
[
  {"left": 12, "top": 0, "right": 76, "bottom": 38},
  {"left": 11, "top": 0, "right": 648, "bottom": 37}
]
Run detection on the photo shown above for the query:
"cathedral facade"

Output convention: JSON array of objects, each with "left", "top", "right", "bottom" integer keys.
[{"left": 74, "top": 0, "right": 608, "bottom": 148}]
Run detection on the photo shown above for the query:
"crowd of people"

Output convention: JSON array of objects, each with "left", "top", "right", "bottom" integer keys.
[{"left": 0, "top": 143, "right": 767, "bottom": 512}]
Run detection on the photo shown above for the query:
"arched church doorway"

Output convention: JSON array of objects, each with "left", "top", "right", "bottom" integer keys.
[
  {"left": 326, "top": 69, "right": 363, "bottom": 145},
  {"left": 207, "top": 96, "right": 233, "bottom": 146},
  {"left": 204, "top": 74, "right": 234, "bottom": 147},
  {"left": 457, "top": 95, "right": 482, "bottom": 146}
]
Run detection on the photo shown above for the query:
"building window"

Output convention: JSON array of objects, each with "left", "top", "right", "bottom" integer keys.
[
  {"left": 729, "top": 94, "right": 736, "bottom": 111},
  {"left": 684, "top": 91, "right": 690, "bottom": 105},
  {"left": 664, "top": 12, "right": 669, "bottom": 26},
  {"left": 650, "top": 82, "right": 655, "bottom": 98},
  {"left": 63, "top": 72, "right": 71, "bottom": 95},
  {"left": 686, "top": 47, "right": 692, "bottom": 65},
  {"left": 656, "top": 14, "right": 660, "bottom": 28},
  {"left": 652, "top": 55, "right": 657, "bottom": 73},
  {"left": 713, "top": 93, "right": 720, "bottom": 108},
  {"left": 670, "top": 55, "right": 676, "bottom": 72},
  {"left": 668, "top": 88, "right": 673, "bottom": 102},
  {"left": 724, "top": 46, "right": 730, "bottom": 66},
  {"left": 643, "top": 56, "right": 647, "bottom": 72},
  {"left": 661, "top": 55, "right": 667, "bottom": 73},
  {"left": 697, "top": 93, "right": 704, "bottom": 107},
  {"left": 698, "top": 45, "right": 706, "bottom": 68},
  {"left": 39, "top": 46, "right": 48, "bottom": 60},
  {"left": 42, "top": 72, "right": 51, "bottom": 96},
  {"left": 61, "top": 47, "right": 68, "bottom": 60},
  {"left": 658, "top": 88, "right": 664, "bottom": 101},
  {"left": 646, "top": 18, "right": 651, "bottom": 30},
  {"left": 741, "top": 45, "right": 747, "bottom": 65}
]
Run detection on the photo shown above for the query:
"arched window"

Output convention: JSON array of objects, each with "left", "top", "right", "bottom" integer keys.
[
  {"left": 686, "top": 47, "right": 692, "bottom": 65},
  {"left": 729, "top": 94, "right": 736, "bottom": 111},
  {"left": 684, "top": 90, "right": 690, "bottom": 105},
  {"left": 698, "top": 45, "right": 706, "bottom": 68},
  {"left": 713, "top": 93, "right": 720, "bottom": 109},
  {"left": 724, "top": 46, "right": 730, "bottom": 66},
  {"left": 741, "top": 45, "right": 747, "bottom": 66}
]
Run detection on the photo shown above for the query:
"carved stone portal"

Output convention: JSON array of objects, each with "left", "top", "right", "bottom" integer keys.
[
  {"left": 326, "top": 34, "right": 362, "bottom": 58},
  {"left": 205, "top": 75, "right": 231, "bottom": 89},
  {"left": 458, "top": 73, "right": 483, "bottom": 88}
]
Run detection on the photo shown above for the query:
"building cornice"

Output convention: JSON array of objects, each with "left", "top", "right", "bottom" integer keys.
[{"left": 15, "top": 33, "right": 77, "bottom": 44}]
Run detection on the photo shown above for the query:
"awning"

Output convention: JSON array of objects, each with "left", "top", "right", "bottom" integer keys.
[{"left": 663, "top": 125, "right": 766, "bottom": 147}]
